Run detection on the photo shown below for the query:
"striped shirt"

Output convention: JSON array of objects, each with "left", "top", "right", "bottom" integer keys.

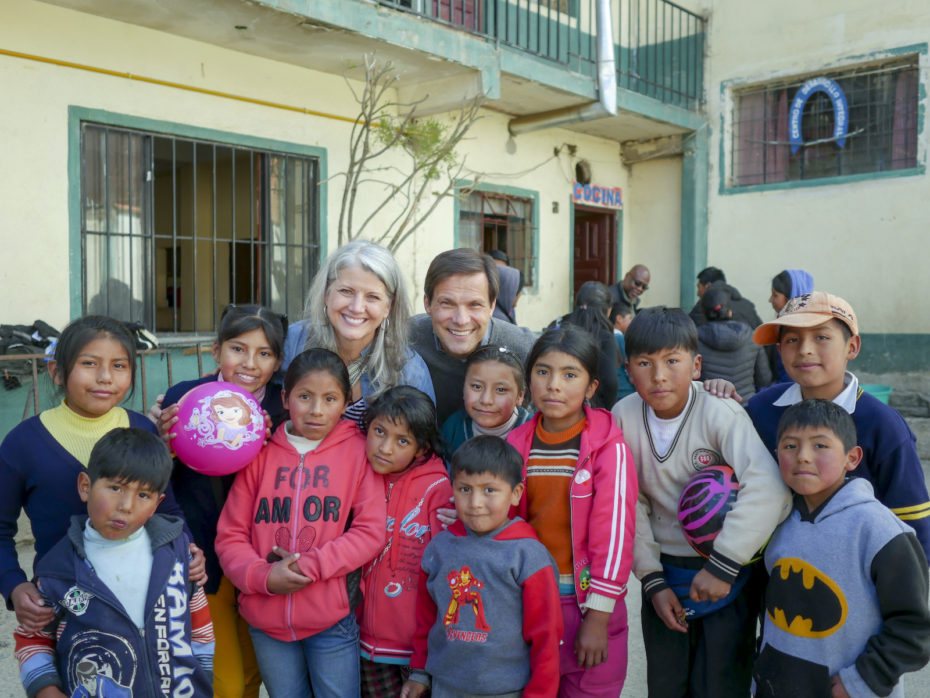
[{"left": 526, "top": 418, "right": 585, "bottom": 575}]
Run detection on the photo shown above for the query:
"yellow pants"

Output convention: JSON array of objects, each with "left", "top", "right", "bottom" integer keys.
[{"left": 207, "top": 575, "right": 262, "bottom": 698}]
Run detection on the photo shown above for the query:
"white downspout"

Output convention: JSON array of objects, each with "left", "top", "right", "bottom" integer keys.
[{"left": 508, "top": 0, "right": 617, "bottom": 135}]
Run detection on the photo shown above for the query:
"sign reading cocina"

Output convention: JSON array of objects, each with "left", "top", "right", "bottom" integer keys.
[{"left": 573, "top": 183, "right": 623, "bottom": 209}]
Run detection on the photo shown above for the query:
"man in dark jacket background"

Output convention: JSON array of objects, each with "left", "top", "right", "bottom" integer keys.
[{"left": 688, "top": 266, "right": 763, "bottom": 329}]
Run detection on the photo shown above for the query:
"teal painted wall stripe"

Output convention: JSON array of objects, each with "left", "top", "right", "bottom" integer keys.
[
  {"left": 67, "top": 106, "right": 328, "bottom": 320},
  {"left": 680, "top": 125, "right": 709, "bottom": 309},
  {"left": 453, "top": 180, "right": 540, "bottom": 295},
  {"left": 850, "top": 334, "right": 930, "bottom": 374},
  {"left": 259, "top": 0, "right": 705, "bottom": 130}
]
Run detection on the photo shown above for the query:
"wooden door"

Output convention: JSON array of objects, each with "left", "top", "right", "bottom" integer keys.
[{"left": 573, "top": 208, "right": 616, "bottom": 296}]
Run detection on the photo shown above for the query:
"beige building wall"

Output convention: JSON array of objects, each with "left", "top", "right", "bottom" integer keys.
[
  {"left": 705, "top": 0, "right": 930, "bottom": 333},
  {"left": 2, "top": 0, "right": 637, "bottom": 334},
  {"left": 623, "top": 156, "right": 683, "bottom": 309}
]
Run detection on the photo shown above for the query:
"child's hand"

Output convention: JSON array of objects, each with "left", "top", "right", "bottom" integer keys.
[
  {"left": 148, "top": 393, "right": 165, "bottom": 425},
  {"left": 189, "top": 544, "right": 207, "bottom": 587},
  {"left": 262, "top": 409, "right": 273, "bottom": 444},
  {"left": 689, "top": 569, "right": 731, "bottom": 603},
  {"left": 400, "top": 680, "right": 429, "bottom": 698},
  {"left": 651, "top": 588, "right": 688, "bottom": 633},
  {"left": 35, "top": 687, "right": 68, "bottom": 698},
  {"left": 702, "top": 378, "right": 742, "bottom": 403},
  {"left": 574, "top": 608, "right": 610, "bottom": 668},
  {"left": 436, "top": 497, "right": 458, "bottom": 528},
  {"left": 157, "top": 403, "right": 181, "bottom": 444},
  {"left": 11, "top": 581, "right": 55, "bottom": 631},
  {"left": 266, "top": 552, "right": 311, "bottom": 594},
  {"left": 830, "top": 675, "right": 851, "bottom": 698}
]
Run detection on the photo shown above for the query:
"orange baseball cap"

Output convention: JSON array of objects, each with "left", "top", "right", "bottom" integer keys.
[{"left": 753, "top": 292, "right": 858, "bottom": 346}]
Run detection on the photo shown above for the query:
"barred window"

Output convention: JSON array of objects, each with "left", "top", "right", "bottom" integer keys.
[
  {"left": 81, "top": 123, "right": 320, "bottom": 333},
  {"left": 731, "top": 57, "right": 918, "bottom": 187},
  {"left": 459, "top": 190, "right": 536, "bottom": 286}
]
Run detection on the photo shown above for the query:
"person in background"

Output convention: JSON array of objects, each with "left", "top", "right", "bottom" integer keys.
[
  {"left": 548, "top": 281, "right": 618, "bottom": 410},
  {"left": 697, "top": 287, "right": 772, "bottom": 400},
  {"left": 609, "top": 264, "right": 650, "bottom": 316},
  {"left": 688, "top": 266, "right": 763, "bottom": 330},
  {"left": 492, "top": 264, "right": 522, "bottom": 326},
  {"left": 769, "top": 269, "right": 815, "bottom": 315},
  {"left": 768, "top": 269, "right": 815, "bottom": 382},
  {"left": 609, "top": 303, "right": 636, "bottom": 401}
]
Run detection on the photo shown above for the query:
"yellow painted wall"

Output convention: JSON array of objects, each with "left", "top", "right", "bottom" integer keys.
[
  {"left": 2, "top": 0, "right": 644, "bottom": 336},
  {"left": 622, "top": 156, "right": 683, "bottom": 309},
  {"left": 705, "top": 0, "right": 930, "bottom": 333}
]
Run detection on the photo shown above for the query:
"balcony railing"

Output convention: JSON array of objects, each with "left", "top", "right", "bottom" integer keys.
[
  {"left": 1, "top": 336, "right": 215, "bottom": 424},
  {"left": 377, "top": 0, "right": 704, "bottom": 108}
]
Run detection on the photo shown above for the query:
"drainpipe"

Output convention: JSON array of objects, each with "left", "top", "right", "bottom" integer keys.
[{"left": 508, "top": 0, "right": 617, "bottom": 135}]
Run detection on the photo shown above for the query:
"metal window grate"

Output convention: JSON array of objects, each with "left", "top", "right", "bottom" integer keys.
[
  {"left": 81, "top": 124, "right": 320, "bottom": 333},
  {"left": 731, "top": 57, "right": 919, "bottom": 186},
  {"left": 459, "top": 191, "right": 535, "bottom": 286}
]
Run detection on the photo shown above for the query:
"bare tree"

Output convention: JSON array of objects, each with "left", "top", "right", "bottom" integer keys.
[{"left": 336, "top": 55, "right": 483, "bottom": 251}]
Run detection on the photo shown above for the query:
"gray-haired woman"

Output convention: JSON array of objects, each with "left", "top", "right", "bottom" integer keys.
[{"left": 282, "top": 240, "right": 435, "bottom": 425}]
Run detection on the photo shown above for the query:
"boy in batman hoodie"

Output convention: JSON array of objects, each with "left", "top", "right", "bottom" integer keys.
[{"left": 755, "top": 400, "right": 930, "bottom": 698}]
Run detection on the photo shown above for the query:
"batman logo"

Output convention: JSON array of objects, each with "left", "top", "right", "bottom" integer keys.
[{"left": 766, "top": 557, "right": 847, "bottom": 639}]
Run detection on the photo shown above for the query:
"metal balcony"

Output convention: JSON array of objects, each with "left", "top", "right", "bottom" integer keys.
[{"left": 377, "top": 0, "right": 705, "bottom": 108}]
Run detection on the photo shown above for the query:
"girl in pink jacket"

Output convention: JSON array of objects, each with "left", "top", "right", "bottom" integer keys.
[
  {"left": 216, "top": 349, "right": 386, "bottom": 698},
  {"left": 507, "top": 326, "right": 638, "bottom": 697},
  {"left": 358, "top": 385, "right": 452, "bottom": 697}
]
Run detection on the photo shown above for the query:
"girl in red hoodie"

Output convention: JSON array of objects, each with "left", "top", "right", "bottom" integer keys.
[
  {"left": 507, "top": 326, "right": 638, "bottom": 697},
  {"left": 216, "top": 348, "right": 387, "bottom": 698},
  {"left": 358, "top": 385, "right": 452, "bottom": 697}
]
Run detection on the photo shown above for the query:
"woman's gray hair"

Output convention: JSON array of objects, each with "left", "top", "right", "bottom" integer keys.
[{"left": 301, "top": 240, "right": 411, "bottom": 399}]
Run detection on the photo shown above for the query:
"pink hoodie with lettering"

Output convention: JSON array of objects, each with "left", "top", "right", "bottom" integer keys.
[
  {"left": 216, "top": 420, "right": 386, "bottom": 641},
  {"left": 358, "top": 453, "right": 452, "bottom": 664}
]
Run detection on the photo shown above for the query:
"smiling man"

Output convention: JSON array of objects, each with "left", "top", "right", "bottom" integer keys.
[
  {"left": 408, "top": 249, "right": 536, "bottom": 424},
  {"left": 609, "top": 264, "right": 650, "bottom": 316}
]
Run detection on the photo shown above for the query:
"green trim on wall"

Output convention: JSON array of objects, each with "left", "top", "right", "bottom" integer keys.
[
  {"left": 718, "top": 43, "right": 928, "bottom": 196},
  {"left": 259, "top": 0, "right": 704, "bottom": 131},
  {"left": 453, "top": 180, "right": 540, "bottom": 295},
  {"left": 614, "top": 206, "right": 624, "bottom": 285},
  {"left": 850, "top": 334, "right": 930, "bottom": 374},
  {"left": 67, "top": 106, "right": 328, "bottom": 320},
  {"left": 680, "top": 126, "right": 709, "bottom": 309},
  {"left": 568, "top": 197, "right": 575, "bottom": 309}
]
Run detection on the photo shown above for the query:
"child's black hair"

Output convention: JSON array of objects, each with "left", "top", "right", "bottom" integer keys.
[
  {"left": 87, "top": 427, "right": 173, "bottom": 493},
  {"left": 771, "top": 270, "right": 792, "bottom": 298},
  {"left": 624, "top": 306, "right": 698, "bottom": 358},
  {"left": 284, "top": 348, "right": 351, "bottom": 401},
  {"left": 218, "top": 304, "right": 287, "bottom": 359},
  {"left": 609, "top": 302, "right": 633, "bottom": 325},
  {"left": 700, "top": 287, "right": 732, "bottom": 323},
  {"left": 450, "top": 435, "right": 523, "bottom": 488},
  {"left": 54, "top": 315, "right": 138, "bottom": 397},
  {"left": 563, "top": 281, "right": 612, "bottom": 336},
  {"left": 697, "top": 266, "right": 726, "bottom": 285},
  {"left": 525, "top": 326, "right": 600, "bottom": 387},
  {"left": 465, "top": 345, "right": 527, "bottom": 396},
  {"left": 777, "top": 318, "right": 853, "bottom": 343},
  {"left": 776, "top": 399, "right": 858, "bottom": 452},
  {"left": 365, "top": 385, "right": 442, "bottom": 458}
]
